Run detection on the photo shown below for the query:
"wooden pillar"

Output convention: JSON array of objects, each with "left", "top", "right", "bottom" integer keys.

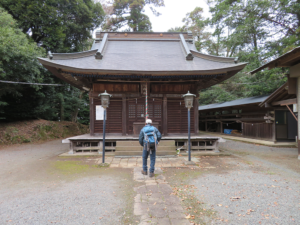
[
  {"left": 272, "top": 121, "right": 276, "bottom": 143},
  {"left": 89, "top": 92, "right": 95, "bottom": 136},
  {"left": 163, "top": 95, "right": 168, "bottom": 135},
  {"left": 194, "top": 95, "right": 199, "bottom": 134},
  {"left": 205, "top": 121, "right": 207, "bottom": 131},
  {"left": 122, "top": 94, "right": 127, "bottom": 136},
  {"left": 220, "top": 122, "right": 223, "bottom": 133},
  {"left": 68, "top": 141, "right": 74, "bottom": 154},
  {"left": 297, "top": 77, "right": 300, "bottom": 159}
]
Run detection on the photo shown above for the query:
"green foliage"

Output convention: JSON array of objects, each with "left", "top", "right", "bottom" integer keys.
[
  {"left": 102, "top": 0, "right": 164, "bottom": 31},
  {"left": 177, "top": 0, "right": 294, "bottom": 105},
  {"left": 0, "top": 5, "right": 95, "bottom": 122},
  {"left": 0, "top": 0, "right": 105, "bottom": 52}
]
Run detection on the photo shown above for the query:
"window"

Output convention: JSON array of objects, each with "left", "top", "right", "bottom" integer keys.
[
  {"left": 129, "top": 105, "right": 136, "bottom": 118},
  {"left": 154, "top": 105, "right": 162, "bottom": 118}
]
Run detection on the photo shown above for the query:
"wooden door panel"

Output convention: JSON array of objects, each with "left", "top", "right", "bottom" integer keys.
[
  {"left": 127, "top": 97, "right": 163, "bottom": 134},
  {"left": 167, "top": 98, "right": 194, "bottom": 133}
]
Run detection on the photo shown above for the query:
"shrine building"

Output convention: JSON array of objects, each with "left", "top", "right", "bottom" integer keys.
[{"left": 38, "top": 31, "right": 247, "bottom": 155}]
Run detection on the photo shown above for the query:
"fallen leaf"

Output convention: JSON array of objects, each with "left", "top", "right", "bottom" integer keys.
[{"left": 185, "top": 214, "right": 191, "bottom": 219}]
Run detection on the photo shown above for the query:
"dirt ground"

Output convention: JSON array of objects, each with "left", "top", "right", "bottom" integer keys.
[{"left": 0, "top": 140, "right": 138, "bottom": 225}]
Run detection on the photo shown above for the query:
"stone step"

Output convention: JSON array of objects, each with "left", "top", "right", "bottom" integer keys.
[
  {"left": 115, "top": 146, "right": 143, "bottom": 151},
  {"left": 114, "top": 151, "right": 176, "bottom": 156},
  {"left": 116, "top": 140, "right": 175, "bottom": 147},
  {"left": 158, "top": 140, "right": 175, "bottom": 146},
  {"left": 115, "top": 146, "right": 176, "bottom": 151},
  {"left": 116, "top": 141, "right": 141, "bottom": 147}
]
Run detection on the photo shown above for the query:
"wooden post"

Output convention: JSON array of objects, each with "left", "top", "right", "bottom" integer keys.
[
  {"left": 122, "top": 94, "right": 127, "bottom": 135},
  {"left": 220, "top": 122, "right": 223, "bottom": 133},
  {"left": 163, "top": 95, "right": 168, "bottom": 135},
  {"left": 89, "top": 92, "right": 95, "bottom": 136},
  {"left": 272, "top": 121, "right": 276, "bottom": 143},
  {"left": 205, "top": 121, "right": 207, "bottom": 131},
  {"left": 68, "top": 141, "right": 74, "bottom": 154},
  {"left": 194, "top": 95, "right": 199, "bottom": 134},
  {"left": 297, "top": 77, "right": 300, "bottom": 159}
]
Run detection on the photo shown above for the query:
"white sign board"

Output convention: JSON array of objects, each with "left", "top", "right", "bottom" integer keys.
[{"left": 96, "top": 105, "right": 105, "bottom": 120}]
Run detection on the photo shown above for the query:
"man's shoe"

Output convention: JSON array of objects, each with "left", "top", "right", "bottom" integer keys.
[
  {"left": 141, "top": 170, "right": 147, "bottom": 175},
  {"left": 149, "top": 172, "right": 154, "bottom": 178}
]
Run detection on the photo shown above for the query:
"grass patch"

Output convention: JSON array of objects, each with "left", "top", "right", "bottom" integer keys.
[
  {"left": 266, "top": 170, "right": 276, "bottom": 175},
  {"left": 98, "top": 163, "right": 110, "bottom": 167},
  {"left": 118, "top": 171, "right": 140, "bottom": 225},
  {"left": 244, "top": 160, "right": 253, "bottom": 165},
  {"left": 53, "top": 161, "right": 89, "bottom": 175}
]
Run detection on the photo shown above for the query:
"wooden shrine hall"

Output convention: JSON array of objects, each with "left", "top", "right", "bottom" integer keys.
[{"left": 38, "top": 31, "right": 247, "bottom": 155}]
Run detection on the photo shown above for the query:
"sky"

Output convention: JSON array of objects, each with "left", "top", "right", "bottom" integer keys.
[{"left": 144, "top": 0, "right": 210, "bottom": 32}]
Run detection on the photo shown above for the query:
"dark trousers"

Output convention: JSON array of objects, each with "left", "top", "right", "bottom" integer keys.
[{"left": 142, "top": 147, "right": 156, "bottom": 173}]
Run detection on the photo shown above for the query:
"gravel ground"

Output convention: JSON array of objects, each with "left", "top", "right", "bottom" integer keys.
[
  {"left": 0, "top": 176, "right": 123, "bottom": 224},
  {"left": 191, "top": 141, "right": 300, "bottom": 225},
  {"left": 0, "top": 140, "right": 134, "bottom": 225}
]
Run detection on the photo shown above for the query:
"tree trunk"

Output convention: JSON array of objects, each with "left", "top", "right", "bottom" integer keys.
[
  {"left": 60, "top": 96, "right": 64, "bottom": 121},
  {"left": 71, "top": 91, "right": 85, "bottom": 123}
]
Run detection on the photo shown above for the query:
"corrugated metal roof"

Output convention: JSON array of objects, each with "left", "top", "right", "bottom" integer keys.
[{"left": 198, "top": 95, "right": 269, "bottom": 111}]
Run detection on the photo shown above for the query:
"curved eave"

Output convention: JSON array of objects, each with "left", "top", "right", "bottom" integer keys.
[
  {"left": 190, "top": 50, "right": 236, "bottom": 63},
  {"left": 38, "top": 57, "right": 247, "bottom": 76}
]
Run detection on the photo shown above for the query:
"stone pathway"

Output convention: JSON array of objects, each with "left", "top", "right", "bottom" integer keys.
[
  {"left": 97, "top": 156, "right": 200, "bottom": 168},
  {"left": 132, "top": 167, "right": 190, "bottom": 225}
]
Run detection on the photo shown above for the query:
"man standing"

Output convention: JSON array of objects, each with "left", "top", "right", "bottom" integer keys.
[{"left": 139, "top": 119, "right": 161, "bottom": 177}]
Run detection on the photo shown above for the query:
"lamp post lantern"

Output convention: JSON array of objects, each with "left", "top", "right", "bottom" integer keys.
[
  {"left": 182, "top": 91, "right": 196, "bottom": 162},
  {"left": 98, "top": 90, "right": 112, "bottom": 164}
]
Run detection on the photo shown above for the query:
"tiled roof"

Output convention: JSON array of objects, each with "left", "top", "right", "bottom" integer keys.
[{"left": 38, "top": 34, "right": 246, "bottom": 74}]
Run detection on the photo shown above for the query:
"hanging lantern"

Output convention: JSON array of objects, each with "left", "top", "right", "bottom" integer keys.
[
  {"left": 98, "top": 90, "right": 112, "bottom": 109},
  {"left": 182, "top": 91, "right": 196, "bottom": 109}
]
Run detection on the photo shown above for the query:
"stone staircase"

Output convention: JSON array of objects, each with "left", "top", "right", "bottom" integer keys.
[{"left": 115, "top": 140, "right": 176, "bottom": 156}]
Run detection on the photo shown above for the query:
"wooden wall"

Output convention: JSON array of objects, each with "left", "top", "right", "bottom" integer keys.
[
  {"left": 242, "top": 123, "right": 273, "bottom": 140},
  {"left": 167, "top": 98, "right": 195, "bottom": 133},
  {"left": 91, "top": 82, "right": 198, "bottom": 135},
  {"left": 94, "top": 98, "right": 122, "bottom": 134}
]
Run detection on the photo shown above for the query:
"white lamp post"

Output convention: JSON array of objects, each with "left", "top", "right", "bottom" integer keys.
[
  {"left": 98, "top": 90, "right": 112, "bottom": 164},
  {"left": 182, "top": 91, "right": 196, "bottom": 162}
]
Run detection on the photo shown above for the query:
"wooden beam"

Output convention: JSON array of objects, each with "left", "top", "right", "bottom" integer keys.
[
  {"left": 96, "top": 79, "right": 199, "bottom": 83},
  {"left": 286, "top": 105, "right": 298, "bottom": 121},
  {"left": 199, "top": 111, "right": 269, "bottom": 118},
  {"left": 201, "top": 117, "right": 266, "bottom": 122},
  {"left": 272, "top": 98, "right": 297, "bottom": 106}
]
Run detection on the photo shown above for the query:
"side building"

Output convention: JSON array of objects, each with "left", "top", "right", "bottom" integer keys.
[{"left": 198, "top": 82, "right": 297, "bottom": 143}]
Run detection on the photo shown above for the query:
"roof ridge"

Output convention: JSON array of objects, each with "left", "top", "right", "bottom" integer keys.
[{"left": 47, "top": 49, "right": 98, "bottom": 60}]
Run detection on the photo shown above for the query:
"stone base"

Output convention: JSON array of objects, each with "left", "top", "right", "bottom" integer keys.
[{"left": 184, "top": 161, "right": 196, "bottom": 165}]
